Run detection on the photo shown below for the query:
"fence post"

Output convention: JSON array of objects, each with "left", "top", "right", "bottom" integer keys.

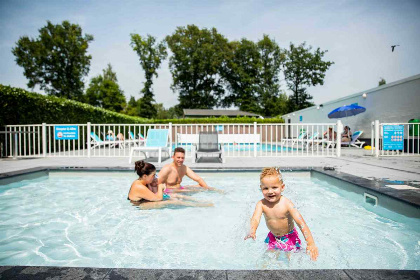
[
  {"left": 371, "top": 121, "right": 374, "bottom": 155},
  {"left": 254, "top": 122, "right": 257, "bottom": 157},
  {"left": 374, "top": 120, "right": 380, "bottom": 157},
  {"left": 169, "top": 122, "right": 172, "bottom": 155},
  {"left": 336, "top": 120, "right": 343, "bottom": 157},
  {"left": 87, "top": 122, "right": 91, "bottom": 158},
  {"left": 42, "top": 123, "right": 46, "bottom": 157}
]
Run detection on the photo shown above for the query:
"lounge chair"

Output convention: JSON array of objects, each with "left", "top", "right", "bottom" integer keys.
[
  {"left": 127, "top": 131, "right": 145, "bottom": 147},
  {"left": 303, "top": 132, "right": 320, "bottom": 149},
  {"left": 90, "top": 131, "right": 125, "bottom": 149},
  {"left": 342, "top": 130, "right": 365, "bottom": 148},
  {"left": 192, "top": 131, "right": 225, "bottom": 163},
  {"left": 90, "top": 132, "right": 106, "bottom": 149},
  {"left": 281, "top": 131, "right": 307, "bottom": 146},
  {"left": 129, "top": 129, "right": 171, "bottom": 163},
  {"left": 90, "top": 132, "right": 120, "bottom": 149}
]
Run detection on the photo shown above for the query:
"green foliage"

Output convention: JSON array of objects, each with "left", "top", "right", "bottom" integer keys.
[
  {"left": 222, "top": 35, "right": 286, "bottom": 116},
  {"left": 378, "top": 77, "right": 386, "bottom": 86},
  {"left": 0, "top": 85, "right": 147, "bottom": 126},
  {"left": 283, "top": 42, "right": 334, "bottom": 111},
  {"left": 154, "top": 103, "right": 180, "bottom": 119},
  {"left": 11, "top": 20, "right": 94, "bottom": 101},
  {"left": 85, "top": 64, "right": 126, "bottom": 112},
  {"left": 222, "top": 39, "right": 260, "bottom": 113},
  {"left": 1, "top": 85, "right": 283, "bottom": 126},
  {"left": 130, "top": 34, "right": 167, "bottom": 118},
  {"left": 152, "top": 116, "right": 284, "bottom": 124},
  {"left": 257, "top": 35, "right": 287, "bottom": 116},
  {"left": 103, "top": 63, "right": 118, "bottom": 83},
  {"left": 125, "top": 96, "right": 141, "bottom": 116},
  {"left": 166, "top": 25, "right": 230, "bottom": 109}
]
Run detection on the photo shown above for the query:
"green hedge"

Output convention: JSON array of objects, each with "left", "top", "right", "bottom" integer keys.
[
  {"left": 0, "top": 85, "right": 148, "bottom": 126},
  {"left": 0, "top": 85, "right": 284, "bottom": 126},
  {"left": 153, "top": 116, "right": 284, "bottom": 124}
]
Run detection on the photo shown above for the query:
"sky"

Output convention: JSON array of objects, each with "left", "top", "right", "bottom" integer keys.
[{"left": 1, "top": 0, "right": 419, "bottom": 109}]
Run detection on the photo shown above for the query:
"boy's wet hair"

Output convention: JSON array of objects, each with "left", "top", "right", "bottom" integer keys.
[{"left": 260, "top": 167, "right": 283, "bottom": 183}]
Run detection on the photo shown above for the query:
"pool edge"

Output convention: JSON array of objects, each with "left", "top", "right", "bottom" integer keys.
[{"left": 0, "top": 266, "right": 419, "bottom": 279}]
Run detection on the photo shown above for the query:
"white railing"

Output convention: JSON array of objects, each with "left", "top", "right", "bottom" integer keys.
[
  {"left": 1, "top": 122, "right": 342, "bottom": 159},
  {"left": 172, "top": 122, "right": 341, "bottom": 158},
  {"left": 372, "top": 121, "right": 420, "bottom": 157}
]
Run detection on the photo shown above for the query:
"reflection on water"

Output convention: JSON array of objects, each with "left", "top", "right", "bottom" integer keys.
[{"left": 0, "top": 171, "right": 419, "bottom": 269}]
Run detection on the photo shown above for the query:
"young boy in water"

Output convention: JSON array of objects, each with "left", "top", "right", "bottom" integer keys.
[{"left": 244, "top": 167, "right": 319, "bottom": 261}]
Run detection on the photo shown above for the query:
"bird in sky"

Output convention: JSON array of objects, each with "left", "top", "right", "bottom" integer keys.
[{"left": 391, "top": 45, "right": 400, "bottom": 52}]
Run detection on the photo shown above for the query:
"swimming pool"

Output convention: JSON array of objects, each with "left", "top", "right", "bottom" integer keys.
[{"left": 0, "top": 170, "right": 419, "bottom": 269}]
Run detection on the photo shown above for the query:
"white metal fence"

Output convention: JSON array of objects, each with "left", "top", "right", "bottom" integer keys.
[
  {"left": 1, "top": 122, "right": 343, "bottom": 159},
  {"left": 371, "top": 120, "right": 420, "bottom": 157}
]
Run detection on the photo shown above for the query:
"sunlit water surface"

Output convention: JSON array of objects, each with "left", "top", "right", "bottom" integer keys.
[{"left": 0, "top": 171, "right": 419, "bottom": 269}]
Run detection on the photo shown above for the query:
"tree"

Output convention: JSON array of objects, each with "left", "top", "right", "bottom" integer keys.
[
  {"left": 12, "top": 20, "right": 93, "bottom": 101},
  {"left": 283, "top": 42, "right": 334, "bottom": 111},
  {"left": 166, "top": 25, "right": 230, "bottom": 109},
  {"left": 130, "top": 34, "right": 167, "bottom": 119},
  {"left": 221, "top": 39, "right": 261, "bottom": 113},
  {"left": 221, "top": 35, "right": 286, "bottom": 116},
  {"left": 256, "top": 35, "right": 286, "bottom": 116},
  {"left": 85, "top": 64, "right": 126, "bottom": 112},
  {"left": 103, "top": 63, "right": 118, "bottom": 83},
  {"left": 125, "top": 96, "right": 141, "bottom": 116},
  {"left": 153, "top": 103, "right": 180, "bottom": 119},
  {"left": 378, "top": 77, "right": 386, "bottom": 86}
]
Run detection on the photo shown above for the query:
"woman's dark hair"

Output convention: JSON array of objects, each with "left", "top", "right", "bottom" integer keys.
[{"left": 134, "top": 160, "right": 156, "bottom": 177}]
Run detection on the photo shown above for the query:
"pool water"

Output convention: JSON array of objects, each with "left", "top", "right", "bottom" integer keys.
[{"left": 0, "top": 171, "right": 419, "bottom": 269}]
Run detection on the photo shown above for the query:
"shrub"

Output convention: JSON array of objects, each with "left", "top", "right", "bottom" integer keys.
[
  {"left": 0, "top": 85, "right": 284, "bottom": 126},
  {"left": 0, "top": 85, "right": 148, "bottom": 126}
]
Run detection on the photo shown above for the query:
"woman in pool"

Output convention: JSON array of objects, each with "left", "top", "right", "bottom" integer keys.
[{"left": 128, "top": 160, "right": 213, "bottom": 209}]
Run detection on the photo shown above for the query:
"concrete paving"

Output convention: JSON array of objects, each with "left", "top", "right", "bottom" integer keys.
[
  {"left": 1, "top": 266, "right": 419, "bottom": 280},
  {"left": 1, "top": 147, "right": 420, "bottom": 182}
]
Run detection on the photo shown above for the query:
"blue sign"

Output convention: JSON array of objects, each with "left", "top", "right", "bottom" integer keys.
[
  {"left": 383, "top": 125, "right": 404, "bottom": 150},
  {"left": 55, "top": 125, "right": 78, "bottom": 140},
  {"left": 299, "top": 116, "right": 303, "bottom": 122},
  {"left": 215, "top": 125, "right": 224, "bottom": 132}
]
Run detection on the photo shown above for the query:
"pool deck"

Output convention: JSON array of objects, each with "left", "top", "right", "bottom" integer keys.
[
  {"left": 1, "top": 148, "right": 419, "bottom": 279},
  {"left": 0, "top": 266, "right": 419, "bottom": 280},
  {"left": 1, "top": 147, "right": 419, "bottom": 183}
]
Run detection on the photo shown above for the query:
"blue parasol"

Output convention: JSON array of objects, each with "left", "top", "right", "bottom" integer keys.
[{"left": 328, "top": 104, "right": 366, "bottom": 119}]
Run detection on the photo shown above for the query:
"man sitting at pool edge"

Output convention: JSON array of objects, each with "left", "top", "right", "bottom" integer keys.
[{"left": 158, "top": 147, "right": 222, "bottom": 193}]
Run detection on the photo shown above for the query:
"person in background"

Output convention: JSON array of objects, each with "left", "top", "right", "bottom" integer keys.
[
  {"left": 341, "top": 126, "right": 352, "bottom": 142},
  {"left": 323, "top": 127, "right": 337, "bottom": 141},
  {"left": 107, "top": 130, "right": 124, "bottom": 141}
]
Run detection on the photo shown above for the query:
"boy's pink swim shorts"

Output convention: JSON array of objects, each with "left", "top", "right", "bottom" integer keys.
[{"left": 265, "top": 228, "right": 301, "bottom": 251}]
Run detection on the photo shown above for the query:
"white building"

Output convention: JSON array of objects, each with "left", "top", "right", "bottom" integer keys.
[{"left": 282, "top": 74, "right": 420, "bottom": 139}]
